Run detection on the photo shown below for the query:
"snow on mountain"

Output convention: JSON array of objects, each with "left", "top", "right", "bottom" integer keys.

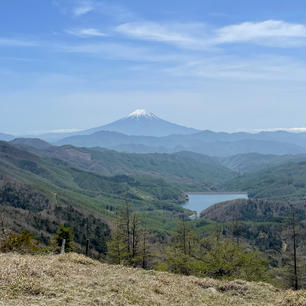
[{"left": 127, "top": 109, "right": 157, "bottom": 119}]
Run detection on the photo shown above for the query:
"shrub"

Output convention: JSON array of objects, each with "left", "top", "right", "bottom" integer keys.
[{"left": 0, "top": 231, "right": 39, "bottom": 254}]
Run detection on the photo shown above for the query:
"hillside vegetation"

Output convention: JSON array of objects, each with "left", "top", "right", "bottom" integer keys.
[
  {"left": 224, "top": 161, "right": 306, "bottom": 200},
  {"left": 11, "top": 141, "right": 236, "bottom": 190},
  {"left": 1, "top": 253, "right": 305, "bottom": 306},
  {"left": 198, "top": 198, "right": 306, "bottom": 288},
  {"left": 218, "top": 153, "right": 306, "bottom": 174},
  {"left": 2, "top": 139, "right": 306, "bottom": 289},
  {"left": 0, "top": 141, "right": 189, "bottom": 247}
]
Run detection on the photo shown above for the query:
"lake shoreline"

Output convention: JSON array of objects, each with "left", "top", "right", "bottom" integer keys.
[
  {"left": 183, "top": 192, "right": 249, "bottom": 217},
  {"left": 186, "top": 191, "right": 248, "bottom": 195}
]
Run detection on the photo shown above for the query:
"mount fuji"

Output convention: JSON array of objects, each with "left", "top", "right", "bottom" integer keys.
[{"left": 81, "top": 109, "right": 199, "bottom": 137}]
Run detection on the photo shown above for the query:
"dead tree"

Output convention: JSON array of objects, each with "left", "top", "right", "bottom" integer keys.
[{"left": 290, "top": 204, "right": 298, "bottom": 290}]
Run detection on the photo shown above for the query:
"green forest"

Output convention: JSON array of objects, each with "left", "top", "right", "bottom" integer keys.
[{"left": 1, "top": 140, "right": 306, "bottom": 289}]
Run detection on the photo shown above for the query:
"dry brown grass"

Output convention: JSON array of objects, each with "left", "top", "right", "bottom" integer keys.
[{"left": 0, "top": 253, "right": 305, "bottom": 306}]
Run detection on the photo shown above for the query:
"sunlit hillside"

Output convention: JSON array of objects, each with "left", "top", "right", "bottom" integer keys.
[{"left": 1, "top": 253, "right": 306, "bottom": 306}]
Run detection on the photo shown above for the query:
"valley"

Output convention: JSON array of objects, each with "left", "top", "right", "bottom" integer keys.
[
  {"left": 2, "top": 1, "right": 306, "bottom": 303},
  {"left": 1, "top": 110, "right": 306, "bottom": 291}
]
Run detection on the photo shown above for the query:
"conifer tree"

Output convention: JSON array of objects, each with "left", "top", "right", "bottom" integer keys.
[
  {"left": 52, "top": 225, "right": 74, "bottom": 253},
  {"left": 107, "top": 223, "right": 125, "bottom": 264}
]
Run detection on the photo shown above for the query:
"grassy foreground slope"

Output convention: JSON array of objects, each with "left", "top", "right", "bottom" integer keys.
[{"left": 1, "top": 253, "right": 305, "bottom": 306}]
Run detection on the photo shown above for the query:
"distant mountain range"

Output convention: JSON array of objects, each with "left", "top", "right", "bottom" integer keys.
[
  {"left": 0, "top": 132, "right": 14, "bottom": 141},
  {"left": 2, "top": 109, "right": 306, "bottom": 156},
  {"left": 57, "top": 129, "right": 306, "bottom": 156},
  {"left": 11, "top": 138, "right": 53, "bottom": 150}
]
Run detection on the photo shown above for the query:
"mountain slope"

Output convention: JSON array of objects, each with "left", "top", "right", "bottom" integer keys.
[
  {"left": 2, "top": 253, "right": 305, "bottom": 306},
  {"left": 38, "top": 110, "right": 199, "bottom": 141},
  {"left": 79, "top": 109, "right": 199, "bottom": 137},
  {"left": 11, "top": 138, "right": 53, "bottom": 150},
  {"left": 200, "top": 198, "right": 305, "bottom": 222},
  {"left": 0, "top": 176, "right": 111, "bottom": 254},
  {"left": 0, "top": 141, "right": 188, "bottom": 233},
  {"left": 224, "top": 160, "right": 306, "bottom": 200},
  {"left": 219, "top": 153, "right": 306, "bottom": 174},
  {"left": 18, "top": 143, "right": 236, "bottom": 190}
]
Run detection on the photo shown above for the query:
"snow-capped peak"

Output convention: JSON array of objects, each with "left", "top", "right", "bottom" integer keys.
[{"left": 128, "top": 109, "right": 156, "bottom": 119}]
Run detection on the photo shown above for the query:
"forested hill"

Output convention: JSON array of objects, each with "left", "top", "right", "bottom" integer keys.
[
  {"left": 218, "top": 153, "right": 306, "bottom": 174},
  {"left": 223, "top": 160, "right": 306, "bottom": 200},
  {"left": 9, "top": 139, "right": 306, "bottom": 200},
  {"left": 200, "top": 198, "right": 306, "bottom": 222},
  {"left": 199, "top": 197, "right": 306, "bottom": 287},
  {"left": 0, "top": 177, "right": 111, "bottom": 254},
  {"left": 0, "top": 141, "right": 190, "bottom": 247},
  {"left": 10, "top": 140, "right": 237, "bottom": 190}
]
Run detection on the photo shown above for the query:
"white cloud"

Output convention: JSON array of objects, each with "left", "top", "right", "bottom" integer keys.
[
  {"left": 254, "top": 127, "right": 306, "bottom": 133},
  {"left": 116, "top": 20, "right": 306, "bottom": 49},
  {"left": 214, "top": 20, "right": 306, "bottom": 47},
  {"left": 66, "top": 28, "right": 107, "bottom": 37},
  {"left": 26, "top": 128, "right": 82, "bottom": 135}
]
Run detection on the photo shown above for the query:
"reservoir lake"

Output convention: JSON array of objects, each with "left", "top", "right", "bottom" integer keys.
[{"left": 183, "top": 193, "right": 248, "bottom": 217}]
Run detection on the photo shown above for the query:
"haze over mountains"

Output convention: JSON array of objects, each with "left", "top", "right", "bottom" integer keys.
[
  {"left": 51, "top": 109, "right": 305, "bottom": 156},
  {"left": 0, "top": 132, "right": 14, "bottom": 141},
  {"left": 31, "top": 109, "right": 199, "bottom": 142},
  {"left": 2, "top": 109, "right": 306, "bottom": 156}
]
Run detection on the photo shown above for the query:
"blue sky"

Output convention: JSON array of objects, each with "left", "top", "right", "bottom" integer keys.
[{"left": 0, "top": 0, "right": 305, "bottom": 134}]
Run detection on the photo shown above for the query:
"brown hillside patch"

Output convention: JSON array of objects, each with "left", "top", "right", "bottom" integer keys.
[{"left": 0, "top": 253, "right": 305, "bottom": 306}]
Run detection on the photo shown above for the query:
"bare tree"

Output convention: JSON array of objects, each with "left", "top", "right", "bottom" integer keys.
[
  {"left": 290, "top": 204, "right": 298, "bottom": 290},
  {"left": 141, "top": 224, "right": 149, "bottom": 269}
]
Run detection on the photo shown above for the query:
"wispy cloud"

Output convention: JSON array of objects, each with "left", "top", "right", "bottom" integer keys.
[
  {"left": 59, "top": 42, "right": 187, "bottom": 62},
  {"left": 24, "top": 128, "right": 82, "bottom": 135},
  {"left": 66, "top": 28, "right": 107, "bottom": 37},
  {"left": 164, "top": 55, "right": 306, "bottom": 82},
  {"left": 215, "top": 20, "right": 306, "bottom": 47},
  {"left": 116, "top": 22, "right": 211, "bottom": 50},
  {"left": 73, "top": 2, "right": 94, "bottom": 16},
  {"left": 0, "top": 38, "right": 37, "bottom": 47},
  {"left": 72, "top": 0, "right": 133, "bottom": 20},
  {"left": 0, "top": 56, "right": 42, "bottom": 62},
  {"left": 115, "top": 20, "right": 306, "bottom": 49}
]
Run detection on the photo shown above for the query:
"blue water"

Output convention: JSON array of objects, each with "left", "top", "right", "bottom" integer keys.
[{"left": 183, "top": 193, "right": 248, "bottom": 216}]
